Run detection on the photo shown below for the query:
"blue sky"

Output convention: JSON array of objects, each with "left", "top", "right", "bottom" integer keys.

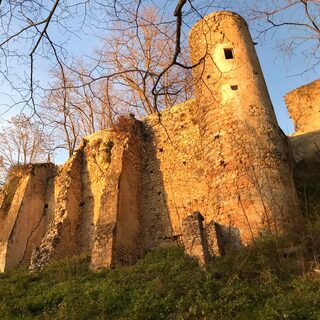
[{"left": 255, "top": 37, "right": 318, "bottom": 134}]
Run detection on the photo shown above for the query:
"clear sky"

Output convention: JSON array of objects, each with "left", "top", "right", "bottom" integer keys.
[{"left": 254, "top": 35, "right": 318, "bottom": 134}]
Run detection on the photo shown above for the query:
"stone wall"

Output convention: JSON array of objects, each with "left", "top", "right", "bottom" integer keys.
[
  {"left": 80, "top": 130, "right": 124, "bottom": 268},
  {"left": 285, "top": 80, "right": 320, "bottom": 202},
  {"left": 181, "top": 212, "right": 212, "bottom": 265},
  {"left": 29, "top": 120, "right": 144, "bottom": 271},
  {"left": 285, "top": 80, "right": 320, "bottom": 165},
  {"left": 0, "top": 164, "right": 55, "bottom": 272},
  {"left": 29, "top": 152, "right": 82, "bottom": 271},
  {"left": 113, "top": 123, "right": 143, "bottom": 265},
  {"left": 285, "top": 80, "right": 320, "bottom": 135},
  {"left": 89, "top": 121, "right": 143, "bottom": 269},
  {"left": 141, "top": 99, "right": 205, "bottom": 250}
]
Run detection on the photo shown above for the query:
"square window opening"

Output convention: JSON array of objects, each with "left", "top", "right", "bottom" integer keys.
[
  {"left": 224, "top": 48, "right": 234, "bottom": 60},
  {"left": 231, "top": 85, "right": 238, "bottom": 91}
]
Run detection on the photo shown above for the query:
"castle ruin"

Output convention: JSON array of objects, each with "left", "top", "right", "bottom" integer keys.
[{"left": 0, "top": 11, "right": 318, "bottom": 272}]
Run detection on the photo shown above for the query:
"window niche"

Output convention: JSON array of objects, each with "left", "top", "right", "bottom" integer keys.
[{"left": 224, "top": 48, "right": 234, "bottom": 60}]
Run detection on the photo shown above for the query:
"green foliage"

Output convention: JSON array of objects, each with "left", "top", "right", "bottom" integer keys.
[
  {"left": 0, "top": 246, "right": 320, "bottom": 320},
  {"left": 105, "top": 140, "right": 114, "bottom": 163}
]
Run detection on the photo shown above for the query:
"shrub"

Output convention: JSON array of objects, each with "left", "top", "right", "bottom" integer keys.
[
  {"left": 105, "top": 140, "right": 114, "bottom": 163},
  {"left": 111, "top": 114, "right": 135, "bottom": 133}
]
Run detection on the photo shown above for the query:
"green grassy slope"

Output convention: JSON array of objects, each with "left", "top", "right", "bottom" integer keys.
[{"left": 0, "top": 244, "right": 319, "bottom": 320}]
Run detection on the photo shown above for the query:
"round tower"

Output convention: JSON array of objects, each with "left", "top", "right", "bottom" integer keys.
[{"left": 188, "top": 11, "right": 300, "bottom": 243}]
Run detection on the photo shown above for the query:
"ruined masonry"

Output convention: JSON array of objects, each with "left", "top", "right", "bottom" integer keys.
[{"left": 0, "top": 11, "right": 318, "bottom": 272}]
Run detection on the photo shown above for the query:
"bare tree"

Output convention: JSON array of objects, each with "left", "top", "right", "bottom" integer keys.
[
  {"left": 0, "top": 114, "right": 53, "bottom": 182},
  {"left": 42, "top": 63, "right": 119, "bottom": 157},
  {"left": 98, "top": 6, "right": 194, "bottom": 115},
  {"left": 0, "top": 0, "right": 218, "bottom": 118},
  {"left": 245, "top": 0, "right": 320, "bottom": 74},
  {"left": 36, "top": 4, "right": 200, "bottom": 158}
]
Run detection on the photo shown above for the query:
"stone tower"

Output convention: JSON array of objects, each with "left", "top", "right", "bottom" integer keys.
[{"left": 188, "top": 11, "right": 300, "bottom": 242}]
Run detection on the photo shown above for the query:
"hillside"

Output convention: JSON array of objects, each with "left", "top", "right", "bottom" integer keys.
[{"left": 0, "top": 243, "right": 320, "bottom": 320}]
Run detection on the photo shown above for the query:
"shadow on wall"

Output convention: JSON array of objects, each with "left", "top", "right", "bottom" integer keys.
[
  {"left": 290, "top": 130, "right": 320, "bottom": 165},
  {"left": 290, "top": 129, "right": 320, "bottom": 218},
  {"left": 78, "top": 151, "right": 95, "bottom": 254},
  {"left": 140, "top": 122, "right": 175, "bottom": 251}
]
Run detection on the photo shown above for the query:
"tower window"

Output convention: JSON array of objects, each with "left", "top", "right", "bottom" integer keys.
[
  {"left": 224, "top": 48, "right": 234, "bottom": 59},
  {"left": 231, "top": 85, "right": 238, "bottom": 91}
]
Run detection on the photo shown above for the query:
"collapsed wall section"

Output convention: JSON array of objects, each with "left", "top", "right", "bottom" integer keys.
[
  {"left": 0, "top": 171, "right": 22, "bottom": 236},
  {"left": 285, "top": 80, "right": 320, "bottom": 135},
  {"left": 285, "top": 80, "right": 320, "bottom": 166},
  {"left": 79, "top": 133, "right": 121, "bottom": 257},
  {"left": 113, "top": 124, "right": 142, "bottom": 265},
  {"left": 84, "top": 130, "right": 125, "bottom": 270},
  {"left": 285, "top": 80, "right": 320, "bottom": 210},
  {"left": 30, "top": 153, "right": 82, "bottom": 271},
  {"left": 27, "top": 119, "right": 143, "bottom": 272}
]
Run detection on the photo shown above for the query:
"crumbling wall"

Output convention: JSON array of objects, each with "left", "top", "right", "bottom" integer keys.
[
  {"left": 285, "top": 80, "right": 320, "bottom": 208},
  {"left": 28, "top": 120, "right": 143, "bottom": 272},
  {"left": 0, "top": 164, "right": 54, "bottom": 272},
  {"left": 87, "top": 130, "right": 129, "bottom": 270},
  {"left": 285, "top": 80, "right": 320, "bottom": 135},
  {"left": 0, "top": 168, "right": 26, "bottom": 236},
  {"left": 181, "top": 212, "right": 211, "bottom": 265},
  {"left": 181, "top": 212, "right": 243, "bottom": 264},
  {"left": 285, "top": 80, "right": 320, "bottom": 165},
  {"left": 90, "top": 121, "right": 143, "bottom": 269},
  {"left": 30, "top": 153, "right": 82, "bottom": 271},
  {"left": 86, "top": 132, "right": 124, "bottom": 270},
  {"left": 78, "top": 132, "right": 120, "bottom": 256},
  {"left": 114, "top": 124, "right": 142, "bottom": 265}
]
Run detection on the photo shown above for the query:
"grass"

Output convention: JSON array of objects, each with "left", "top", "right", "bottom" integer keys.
[{"left": 0, "top": 244, "right": 320, "bottom": 320}]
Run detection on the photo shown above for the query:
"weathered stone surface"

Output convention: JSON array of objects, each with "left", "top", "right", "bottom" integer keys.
[
  {"left": 188, "top": 11, "right": 301, "bottom": 242},
  {"left": 285, "top": 80, "right": 320, "bottom": 135},
  {"left": 29, "top": 152, "right": 82, "bottom": 271},
  {"left": 285, "top": 80, "right": 320, "bottom": 187},
  {"left": 181, "top": 212, "right": 211, "bottom": 265},
  {"left": 0, "top": 164, "right": 55, "bottom": 272},
  {"left": 90, "top": 120, "right": 143, "bottom": 270},
  {"left": 285, "top": 80, "right": 320, "bottom": 165}
]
